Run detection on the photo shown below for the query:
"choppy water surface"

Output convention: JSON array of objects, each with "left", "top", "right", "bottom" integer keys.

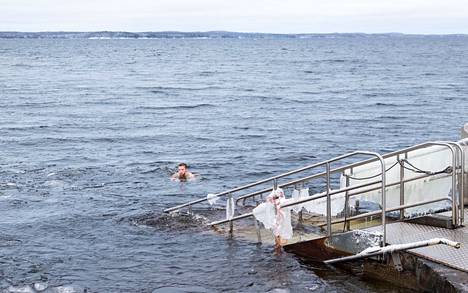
[{"left": 0, "top": 36, "right": 467, "bottom": 292}]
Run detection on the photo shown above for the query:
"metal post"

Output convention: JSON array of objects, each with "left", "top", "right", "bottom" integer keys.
[
  {"left": 459, "top": 145, "right": 465, "bottom": 225},
  {"left": 296, "top": 184, "right": 303, "bottom": 225},
  {"left": 343, "top": 171, "right": 351, "bottom": 232},
  {"left": 399, "top": 153, "right": 406, "bottom": 220},
  {"left": 450, "top": 149, "right": 458, "bottom": 227},
  {"left": 228, "top": 193, "right": 233, "bottom": 235},
  {"left": 326, "top": 162, "right": 332, "bottom": 237},
  {"left": 451, "top": 142, "right": 465, "bottom": 225},
  {"left": 254, "top": 218, "right": 262, "bottom": 244},
  {"left": 188, "top": 205, "right": 192, "bottom": 215},
  {"left": 380, "top": 155, "right": 387, "bottom": 247}
]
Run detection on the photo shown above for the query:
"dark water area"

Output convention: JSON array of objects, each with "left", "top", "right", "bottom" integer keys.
[{"left": 0, "top": 36, "right": 467, "bottom": 292}]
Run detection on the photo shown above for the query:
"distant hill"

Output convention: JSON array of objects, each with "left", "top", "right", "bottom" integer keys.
[{"left": 0, "top": 31, "right": 466, "bottom": 39}]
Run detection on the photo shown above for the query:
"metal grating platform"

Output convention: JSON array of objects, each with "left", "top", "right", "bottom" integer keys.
[{"left": 366, "top": 209, "right": 468, "bottom": 272}]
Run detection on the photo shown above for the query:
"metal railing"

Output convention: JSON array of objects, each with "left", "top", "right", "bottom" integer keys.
[
  {"left": 164, "top": 140, "right": 465, "bottom": 247},
  {"left": 236, "top": 142, "right": 462, "bottom": 210},
  {"left": 227, "top": 141, "right": 464, "bottom": 227}
]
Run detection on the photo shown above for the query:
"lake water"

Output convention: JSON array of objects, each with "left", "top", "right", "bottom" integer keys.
[{"left": 0, "top": 36, "right": 467, "bottom": 292}]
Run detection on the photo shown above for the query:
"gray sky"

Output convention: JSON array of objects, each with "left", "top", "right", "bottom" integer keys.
[{"left": 1, "top": 0, "right": 468, "bottom": 33}]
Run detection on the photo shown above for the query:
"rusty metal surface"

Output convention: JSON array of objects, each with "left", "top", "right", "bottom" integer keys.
[{"left": 366, "top": 209, "right": 468, "bottom": 272}]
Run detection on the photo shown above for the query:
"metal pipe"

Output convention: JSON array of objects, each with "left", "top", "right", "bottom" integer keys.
[
  {"left": 444, "top": 141, "right": 465, "bottom": 225},
  {"left": 379, "top": 153, "right": 387, "bottom": 247},
  {"left": 326, "top": 163, "right": 331, "bottom": 237},
  {"left": 210, "top": 212, "right": 254, "bottom": 226},
  {"left": 399, "top": 153, "right": 405, "bottom": 220},
  {"left": 343, "top": 172, "right": 350, "bottom": 232},
  {"left": 324, "top": 238, "right": 460, "bottom": 265}
]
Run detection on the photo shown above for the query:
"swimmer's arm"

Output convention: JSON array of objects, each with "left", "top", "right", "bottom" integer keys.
[{"left": 186, "top": 172, "right": 198, "bottom": 181}]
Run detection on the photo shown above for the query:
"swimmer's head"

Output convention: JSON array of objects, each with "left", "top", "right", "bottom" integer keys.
[{"left": 178, "top": 163, "right": 188, "bottom": 175}]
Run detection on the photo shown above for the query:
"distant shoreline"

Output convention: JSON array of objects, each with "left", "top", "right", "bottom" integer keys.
[{"left": 1, "top": 31, "right": 467, "bottom": 39}]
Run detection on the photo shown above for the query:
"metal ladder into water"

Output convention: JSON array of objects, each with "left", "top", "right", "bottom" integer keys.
[{"left": 164, "top": 140, "right": 466, "bottom": 264}]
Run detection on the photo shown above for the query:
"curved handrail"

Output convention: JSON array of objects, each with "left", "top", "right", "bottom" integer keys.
[
  {"left": 442, "top": 141, "right": 465, "bottom": 225},
  {"left": 208, "top": 141, "right": 463, "bottom": 246},
  {"left": 208, "top": 150, "right": 388, "bottom": 245},
  {"left": 235, "top": 141, "right": 461, "bottom": 205}
]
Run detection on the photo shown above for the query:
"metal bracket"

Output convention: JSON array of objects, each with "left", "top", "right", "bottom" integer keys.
[{"left": 391, "top": 252, "right": 403, "bottom": 272}]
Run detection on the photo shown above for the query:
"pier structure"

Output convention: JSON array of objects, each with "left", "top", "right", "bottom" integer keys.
[{"left": 165, "top": 124, "right": 468, "bottom": 291}]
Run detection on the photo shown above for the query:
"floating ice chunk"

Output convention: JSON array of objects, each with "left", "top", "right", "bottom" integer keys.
[
  {"left": 206, "top": 193, "right": 218, "bottom": 206},
  {"left": 34, "top": 282, "right": 48, "bottom": 291},
  {"left": 291, "top": 189, "right": 301, "bottom": 213},
  {"left": 225, "top": 197, "right": 235, "bottom": 220},
  {"left": 7, "top": 285, "right": 35, "bottom": 293},
  {"left": 290, "top": 188, "right": 309, "bottom": 213}
]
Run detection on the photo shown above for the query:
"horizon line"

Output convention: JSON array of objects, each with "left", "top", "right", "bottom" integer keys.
[{"left": 1, "top": 30, "right": 468, "bottom": 36}]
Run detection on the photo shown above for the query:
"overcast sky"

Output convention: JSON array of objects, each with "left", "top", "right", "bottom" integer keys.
[{"left": 1, "top": 0, "right": 468, "bottom": 34}]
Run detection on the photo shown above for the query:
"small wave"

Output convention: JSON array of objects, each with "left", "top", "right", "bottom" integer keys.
[
  {"left": 43, "top": 179, "right": 67, "bottom": 188},
  {"left": 134, "top": 104, "right": 215, "bottom": 111},
  {"left": 135, "top": 85, "right": 221, "bottom": 92},
  {"left": 5, "top": 284, "right": 86, "bottom": 293},
  {"left": 0, "top": 233, "right": 22, "bottom": 247},
  {"left": 239, "top": 134, "right": 266, "bottom": 139},
  {"left": 373, "top": 102, "right": 399, "bottom": 107},
  {"left": 323, "top": 59, "right": 346, "bottom": 63},
  {"left": 152, "top": 285, "right": 216, "bottom": 293},
  {"left": 129, "top": 212, "right": 209, "bottom": 231},
  {"left": 12, "top": 63, "right": 35, "bottom": 68}
]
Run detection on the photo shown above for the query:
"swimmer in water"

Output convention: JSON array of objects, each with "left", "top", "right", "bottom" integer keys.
[{"left": 171, "top": 163, "right": 195, "bottom": 182}]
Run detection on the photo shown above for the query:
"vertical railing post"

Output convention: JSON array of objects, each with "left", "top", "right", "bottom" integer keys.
[
  {"left": 459, "top": 145, "right": 465, "bottom": 225},
  {"left": 326, "top": 162, "right": 332, "bottom": 237},
  {"left": 228, "top": 193, "right": 233, "bottom": 235},
  {"left": 399, "top": 153, "right": 406, "bottom": 220},
  {"left": 451, "top": 142, "right": 465, "bottom": 226},
  {"left": 344, "top": 170, "right": 351, "bottom": 231},
  {"left": 296, "top": 184, "right": 304, "bottom": 225},
  {"left": 254, "top": 217, "right": 262, "bottom": 244},
  {"left": 450, "top": 148, "right": 458, "bottom": 227},
  {"left": 379, "top": 155, "right": 386, "bottom": 247}
]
